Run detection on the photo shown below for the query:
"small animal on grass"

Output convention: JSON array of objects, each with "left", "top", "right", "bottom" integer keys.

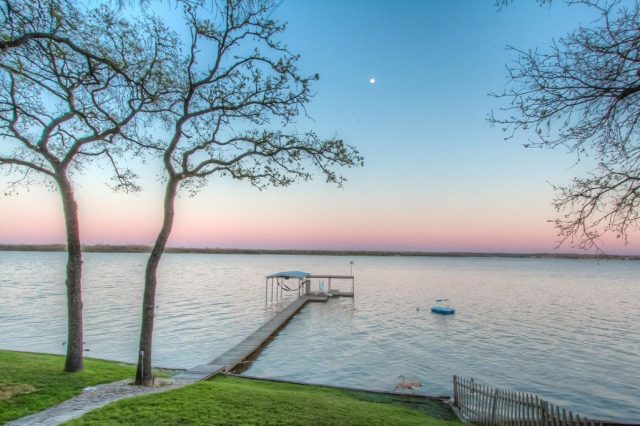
[{"left": 394, "top": 375, "right": 422, "bottom": 393}]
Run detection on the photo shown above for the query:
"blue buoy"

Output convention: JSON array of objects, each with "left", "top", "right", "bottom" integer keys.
[
  {"left": 431, "top": 306, "right": 455, "bottom": 315},
  {"left": 431, "top": 298, "right": 455, "bottom": 315}
]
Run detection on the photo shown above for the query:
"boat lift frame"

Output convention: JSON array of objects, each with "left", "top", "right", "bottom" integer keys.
[{"left": 265, "top": 271, "right": 354, "bottom": 303}]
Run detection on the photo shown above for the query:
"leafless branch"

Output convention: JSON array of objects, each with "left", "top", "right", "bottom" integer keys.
[{"left": 490, "top": 0, "right": 640, "bottom": 250}]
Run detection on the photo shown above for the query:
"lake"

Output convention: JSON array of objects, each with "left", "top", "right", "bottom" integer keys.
[{"left": 0, "top": 251, "right": 638, "bottom": 422}]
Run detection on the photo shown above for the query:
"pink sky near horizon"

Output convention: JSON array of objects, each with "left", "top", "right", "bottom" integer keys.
[{"left": 2, "top": 180, "right": 638, "bottom": 255}]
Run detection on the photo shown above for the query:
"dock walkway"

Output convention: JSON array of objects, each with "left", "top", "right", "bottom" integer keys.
[{"left": 174, "top": 294, "right": 327, "bottom": 383}]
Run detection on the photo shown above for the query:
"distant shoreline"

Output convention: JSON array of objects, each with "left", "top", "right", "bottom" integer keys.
[{"left": 1, "top": 243, "right": 638, "bottom": 260}]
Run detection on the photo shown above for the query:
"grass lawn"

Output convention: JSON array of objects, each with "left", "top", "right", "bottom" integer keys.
[
  {"left": 0, "top": 350, "right": 136, "bottom": 424},
  {"left": 1, "top": 350, "right": 461, "bottom": 425},
  {"left": 69, "top": 375, "right": 461, "bottom": 425}
]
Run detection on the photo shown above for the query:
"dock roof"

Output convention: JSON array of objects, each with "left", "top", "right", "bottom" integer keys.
[{"left": 266, "top": 271, "right": 310, "bottom": 279}]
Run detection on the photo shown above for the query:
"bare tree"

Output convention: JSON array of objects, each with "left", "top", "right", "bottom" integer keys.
[
  {"left": 1, "top": 0, "right": 137, "bottom": 75},
  {"left": 135, "top": 0, "right": 363, "bottom": 385},
  {"left": 490, "top": 0, "right": 640, "bottom": 250},
  {"left": 1, "top": 0, "right": 74, "bottom": 51},
  {"left": 0, "top": 0, "right": 173, "bottom": 371}
]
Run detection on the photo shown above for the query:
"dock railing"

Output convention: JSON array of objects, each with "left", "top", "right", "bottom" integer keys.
[{"left": 452, "top": 376, "right": 603, "bottom": 426}]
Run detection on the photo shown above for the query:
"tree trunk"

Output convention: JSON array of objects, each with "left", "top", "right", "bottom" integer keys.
[
  {"left": 136, "top": 177, "right": 179, "bottom": 385},
  {"left": 57, "top": 172, "right": 84, "bottom": 372}
]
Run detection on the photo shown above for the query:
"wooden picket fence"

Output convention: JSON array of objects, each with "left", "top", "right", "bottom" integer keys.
[{"left": 452, "top": 376, "right": 603, "bottom": 426}]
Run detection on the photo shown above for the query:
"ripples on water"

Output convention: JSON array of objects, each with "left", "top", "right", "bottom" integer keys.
[{"left": 0, "top": 252, "right": 638, "bottom": 422}]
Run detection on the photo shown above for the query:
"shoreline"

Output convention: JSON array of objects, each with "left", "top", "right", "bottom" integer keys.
[{"left": 1, "top": 243, "right": 639, "bottom": 260}]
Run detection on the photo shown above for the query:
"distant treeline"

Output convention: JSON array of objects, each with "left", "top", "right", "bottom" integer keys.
[{"left": 1, "top": 244, "right": 639, "bottom": 260}]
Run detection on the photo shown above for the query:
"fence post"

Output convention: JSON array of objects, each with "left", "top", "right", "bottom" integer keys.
[
  {"left": 453, "top": 375, "right": 459, "bottom": 408},
  {"left": 490, "top": 388, "right": 499, "bottom": 426},
  {"left": 540, "top": 400, "right": 549, "bottom": 426}
]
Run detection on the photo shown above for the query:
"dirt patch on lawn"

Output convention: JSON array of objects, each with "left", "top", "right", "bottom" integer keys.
[{"left": 0, "top": 383, "right": 37, "bottom": 400}]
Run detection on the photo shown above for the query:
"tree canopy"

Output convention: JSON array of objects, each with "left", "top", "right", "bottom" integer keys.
[
  {"left": 0, "top": 0, "right": 175, "bottom": 371},
  {"left": 134, "top": 0, "right": 362, "bottom": 385},
  {"left": 491, "top": 0, "right": 640, "bottom": 250}
]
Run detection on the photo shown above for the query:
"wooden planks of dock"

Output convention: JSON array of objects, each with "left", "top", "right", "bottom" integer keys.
[{"left": 174, "top": 295, "right": 326, "bottom": 383}]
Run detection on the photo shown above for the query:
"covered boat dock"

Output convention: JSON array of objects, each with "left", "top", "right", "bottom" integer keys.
[{"left": 265, "top": 270, "right": 355, "bottom": 302}]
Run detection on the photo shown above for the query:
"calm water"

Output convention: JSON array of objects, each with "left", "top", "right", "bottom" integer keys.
[{"left": 0, "top": 252, "right": 638, "bottom": 422}]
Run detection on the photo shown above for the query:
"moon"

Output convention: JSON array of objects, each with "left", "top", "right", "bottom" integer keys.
[{"left": 369, "top": 78, "right": 376, "bottom": 84}]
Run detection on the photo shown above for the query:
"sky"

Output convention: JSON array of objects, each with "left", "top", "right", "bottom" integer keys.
[{"left": 1, "top": 0, "right": 639, "bottom": 254}]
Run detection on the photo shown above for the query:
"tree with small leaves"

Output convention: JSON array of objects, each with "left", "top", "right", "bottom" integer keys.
[
  {"left": 0, "top": 0, "right": 175, "bottom": 371},
  {"left": 134, "top": 0, "right": 363, "bottom": 385},
  {"left": 490, "top": 0, "right": 640, "bottom": 250}
]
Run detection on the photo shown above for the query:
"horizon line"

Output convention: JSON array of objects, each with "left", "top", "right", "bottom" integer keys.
[{"left": 1, "top": 243, "right": 639, "bottom": 260}]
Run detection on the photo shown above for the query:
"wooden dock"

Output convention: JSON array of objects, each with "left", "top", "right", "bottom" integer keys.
[{"left": 174, "top": 295, "right": 328, "bottom": 383}]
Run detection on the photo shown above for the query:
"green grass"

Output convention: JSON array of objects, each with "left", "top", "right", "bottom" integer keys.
[
  {"left": 1, "top": 350, "right": 461, "bottom": 425},
  {"left": 0, "top": 350, "right": 136, "bottom": 423},
  {"left": 68, "top": 375, "right": 461, "bottom": 425},
  {"left": 340, "top": 388, "right": 459, "bottom": 421}
]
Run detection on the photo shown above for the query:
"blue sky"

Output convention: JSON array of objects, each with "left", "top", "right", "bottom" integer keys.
[{"left": 2, "top": 0, "right": 638, "bottom": 254}]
